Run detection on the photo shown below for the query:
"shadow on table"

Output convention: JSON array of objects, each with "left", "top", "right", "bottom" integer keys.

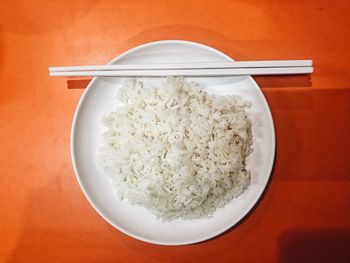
[
  {"left": 263, "top": 87, "right": 350, "bottom": 182},
  {"left": 255, "top": 75, "right": 312, "bottom": 88},
  {"left": 67, "top": 79, "right": 92, "bottom": 89},
  {"left": 278, "top": 229, "right": 350, "bottom": 263}
]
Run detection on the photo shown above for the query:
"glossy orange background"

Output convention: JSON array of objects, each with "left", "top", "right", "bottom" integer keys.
[{"left": 1, "top": 0, "right": 350, "bottom": 262}]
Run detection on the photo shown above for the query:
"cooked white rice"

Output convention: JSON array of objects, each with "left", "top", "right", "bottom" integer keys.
[{"left": 98, "top": 77, "right": 253, "bottom": 220}]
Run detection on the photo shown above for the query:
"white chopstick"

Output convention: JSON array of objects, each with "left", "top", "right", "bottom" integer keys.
[
  {"left": 49, "top": 66, "right": 313, "bottom": 77},
  {"left": 49, "top": 60, "right": 312, "bottom": 72}
]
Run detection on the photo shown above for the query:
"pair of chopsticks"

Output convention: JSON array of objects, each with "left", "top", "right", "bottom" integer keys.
[{"left": 49, "top": 60, "right": 313, "bottom": 77}]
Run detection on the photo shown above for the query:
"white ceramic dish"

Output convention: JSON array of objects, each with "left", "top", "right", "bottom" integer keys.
[{"left": 71, "top": 40, "right": 275, "bottom": 245}]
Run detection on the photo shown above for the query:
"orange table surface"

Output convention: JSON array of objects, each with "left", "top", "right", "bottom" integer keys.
[{"left": 1, "top": 0, "right": 350, "bottom": 262}]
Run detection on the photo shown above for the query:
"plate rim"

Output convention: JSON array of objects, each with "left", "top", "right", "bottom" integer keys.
[{"left": 70, "top": 40, "right": 276, "bottom": 245}]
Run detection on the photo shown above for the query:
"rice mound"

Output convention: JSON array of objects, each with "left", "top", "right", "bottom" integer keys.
[{"left": 99, "top": 77, "right": 253, "bottom": 220}]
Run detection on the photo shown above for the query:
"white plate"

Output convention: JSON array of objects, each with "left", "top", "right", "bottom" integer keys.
[{"left": 71, "top": 40, "right": 275, "bottom": 245}]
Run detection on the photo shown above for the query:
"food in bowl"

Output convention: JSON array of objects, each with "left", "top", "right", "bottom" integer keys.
[{"left": 98, "top": 77, "right": 252, "bottom": 220}]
